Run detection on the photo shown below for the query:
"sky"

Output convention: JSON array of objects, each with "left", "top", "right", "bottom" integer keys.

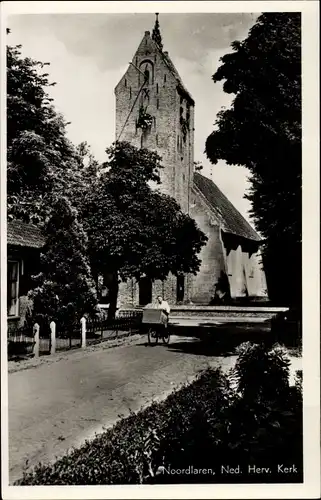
[{"left": 7, "top": 12, "right": 260, "bottom": 223}]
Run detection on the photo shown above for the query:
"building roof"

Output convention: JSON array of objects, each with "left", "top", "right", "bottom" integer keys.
[
  {"left": 160, "top": 50, "right": 195, "bottom": 105},
  {"left": 149, "top": 16, "right": 194, "bottom": 104},
  {"left": 193, "top": 172, "right": 261, "bottom": 242},
  {"left": 7, "top": 219, "right": 46, "bottom": 249}
]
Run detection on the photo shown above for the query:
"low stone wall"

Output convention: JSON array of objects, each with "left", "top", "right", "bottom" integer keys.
[{"left": 120, "top": 305, "right": 289, "bottom": 320}]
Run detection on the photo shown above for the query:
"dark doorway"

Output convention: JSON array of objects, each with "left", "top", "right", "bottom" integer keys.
[
  {"left": 176, "top": 275, "right": 185, "bottom": 303},
  {"left": 139, "top": 277, "right": 152, "bottom": 306}
]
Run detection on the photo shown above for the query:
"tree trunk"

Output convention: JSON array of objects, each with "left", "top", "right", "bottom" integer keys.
[{"left": 107, "top": 271, "right": 119, "bottom": 320}]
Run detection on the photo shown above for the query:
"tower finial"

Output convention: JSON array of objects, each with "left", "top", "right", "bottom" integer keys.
[{"left": 152, "top": 12, "right": 163, "bottom": 51}]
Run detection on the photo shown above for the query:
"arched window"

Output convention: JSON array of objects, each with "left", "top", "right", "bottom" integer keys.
[{"left": 139, "top": 59, "right": 154, "bottom": 85}]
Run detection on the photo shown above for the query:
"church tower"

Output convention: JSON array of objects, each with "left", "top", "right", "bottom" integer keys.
[{"left": 114, "top": 14, "right": 195, "bottom": 214}]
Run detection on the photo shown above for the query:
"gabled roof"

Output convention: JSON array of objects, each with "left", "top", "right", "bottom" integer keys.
[
  {"left": 193, "top": 172, "right": 261, "bottom": 242},
  {"left": 116, "top": 29, "right": 194, "bottom": 105},
  {"left": 7, "top": 219, "right": 46, "bottom": 249},
  {"left": 160, "top": 50, "right": 194, "bottom": 105}
]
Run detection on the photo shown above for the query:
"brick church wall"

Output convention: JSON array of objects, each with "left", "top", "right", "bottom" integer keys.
[{"left": 189, "top": 188, "right": 226, "bottom": 304}]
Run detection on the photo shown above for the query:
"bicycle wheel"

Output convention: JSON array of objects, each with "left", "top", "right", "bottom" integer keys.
[
  {"left": 147, "top": 328, "right": 158, "bottom": 345},
  {"left": 162, "top": 330, "right": 170, "bottom": 344}
]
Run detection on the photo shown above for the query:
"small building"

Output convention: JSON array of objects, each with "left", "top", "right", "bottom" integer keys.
[{"left": 7, "top": 220, "right": 45, "bottom": 329}]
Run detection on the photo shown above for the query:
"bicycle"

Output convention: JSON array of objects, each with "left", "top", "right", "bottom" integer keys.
[
  {"left": 147, "top": 324, "right": 170, "bottom": 345},
  {"left": 142, "top": 308, "right": 171, "bottom": 346}
]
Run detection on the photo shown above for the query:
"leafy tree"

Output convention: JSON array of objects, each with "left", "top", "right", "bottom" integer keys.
[
  {"left": 7, "top": 38, "right": 99, "bottom": 327},
  {"left": 82, "top": 142, "right": 207, "bottom": 318},
  {"left": 205, "top": 13, "right": 301, "bottom": 306},
  {"left": 7, "top": 39, "right": 81, "bottom": 224},
  {"left": 29, "top": 196, "right": 97, "bottom": 327}
]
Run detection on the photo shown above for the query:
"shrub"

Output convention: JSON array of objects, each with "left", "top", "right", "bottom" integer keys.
[
  {"left": 224, "top": 343, "right": 302, "bottom": 475},
  {"left": 7, "top": 340, "right": 34, "bottom": 358},
  {"left": 29, "top": 197, "right": 97, "bottom": 329},
  {"left": 233, "top": 341, "right": 291, "bottom": 402}
]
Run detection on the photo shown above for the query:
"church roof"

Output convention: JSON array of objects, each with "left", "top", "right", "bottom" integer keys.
[
  {"left": 150, "top": 14, "right": 194, "bottom": 104},
  {"left": 160, "top": 51, "right": 194, "bottom": 105},
  {"left": 193, "top": 172, "right": 261, "bottom": 242},
  {"left": 7, "top": 219, "right": 46, "bottom": 249}
]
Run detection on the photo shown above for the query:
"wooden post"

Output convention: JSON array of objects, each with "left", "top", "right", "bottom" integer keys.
[
  {"left": 50, "top": 321, "right": 56, "bottom": 355},
  {"left": 33, "top": 323, "right": 40, "bottom": 358},
  {"left": 80, "top": 316, "right": 86, "bottom": 348}
]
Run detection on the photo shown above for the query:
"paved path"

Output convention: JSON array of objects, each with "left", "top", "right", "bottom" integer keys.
[{"left": 7, "top": 333, "right": 302, "bottom": 483}]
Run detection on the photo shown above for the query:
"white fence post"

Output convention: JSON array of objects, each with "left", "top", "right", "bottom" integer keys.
[
  {"left": 33, "top": 323, "right": 40, "bottom": 358},
  {"left": 80, "top": 316, "right": 86, "bottom": 348},
  {"left": 50, "top": 321, "right": 56, "bottom": 355}
]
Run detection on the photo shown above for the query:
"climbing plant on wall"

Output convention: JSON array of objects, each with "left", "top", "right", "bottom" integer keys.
[{"left": 136, "top": 105, "right": 154, "bottom": 131}]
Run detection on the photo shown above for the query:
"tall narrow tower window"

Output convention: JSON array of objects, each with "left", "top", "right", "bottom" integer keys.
[
  {"left": 157, "top": 98, "right": 159, "bottom": 109},
  {"left": 144, "top": 69, "right": 150, "bottom": 83},
  {"left": 156, "top": 134, "right": 158, "bottom": 145},
  {"left": 164, "top": 74, "right": 166, "bottom": 84},
  {"left": 129, "top": 87, "right": 132, "bottom": 99},
  {"left": 156, "top": 83, "right": 159, "bottom": 94},
  {"left": 124, "top": 79, "right": 127, "bottom": 87}
]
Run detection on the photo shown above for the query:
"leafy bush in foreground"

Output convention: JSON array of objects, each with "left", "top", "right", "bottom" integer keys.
[{"left": 15, "top": 343, "right": 303, "bottom": 485}]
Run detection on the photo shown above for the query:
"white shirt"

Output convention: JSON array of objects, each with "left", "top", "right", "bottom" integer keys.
[{"left": 156, "top": 300, "right": 170, "bottom": 315}]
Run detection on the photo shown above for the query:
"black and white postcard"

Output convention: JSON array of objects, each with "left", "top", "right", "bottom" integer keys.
[{"left": 1, "top": 1, "right": 319, "bottom": 499}]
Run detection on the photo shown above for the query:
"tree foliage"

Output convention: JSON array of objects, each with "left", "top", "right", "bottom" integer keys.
[
  {"left": 7, "top": 37, "right": 98, "bottom": 324},
  {"left": 82, "top": 142, "right": 207, "bottom": 315},
  {"left": 6, "top": 41, "right": 89, "bottom": 225},
  {"left": 205, "top": 13, "right": 301, "bottom": 306},
  {"left": 29, "top": 196, "right": 97, "bottom": 327}
]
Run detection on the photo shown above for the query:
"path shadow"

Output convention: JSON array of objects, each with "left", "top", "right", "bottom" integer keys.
[
  {"left": 135, "top": 323, "right": 274, "bottom": 356},
  {"left": 135, "top": 336, "right": 244, "bottom": 357},
  {"left": 166, "top": 338, "right": 237, "bottom": 357}
]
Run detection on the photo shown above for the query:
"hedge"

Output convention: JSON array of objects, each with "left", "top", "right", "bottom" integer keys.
[{"left": 15, "top": 342, "right": 303, "bottom": 485}]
